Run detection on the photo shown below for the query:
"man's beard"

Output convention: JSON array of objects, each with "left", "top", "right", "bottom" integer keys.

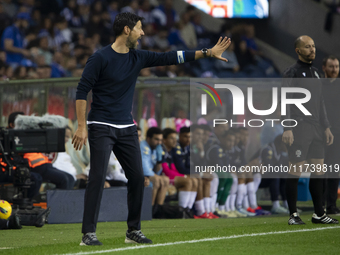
[
  {"left": 126, "top": 36, "right": 137, "bottom": 49},
  {"left": 327, "top": 71, "right": 339, "bottom": 78}
]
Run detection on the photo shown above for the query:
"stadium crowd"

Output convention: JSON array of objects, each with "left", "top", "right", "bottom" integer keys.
[{"left": 0, "top": 0, "right": 279, "bottom": 80}]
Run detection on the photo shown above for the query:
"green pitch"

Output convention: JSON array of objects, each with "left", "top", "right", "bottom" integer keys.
[{"left": 1, "top": 213, "right": 339, "bottom": 255}]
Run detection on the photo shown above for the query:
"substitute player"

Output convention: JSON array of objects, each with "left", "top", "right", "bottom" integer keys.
[
  {"left": 282, "top": 35, "right": 338, "bottom": 225},
  {"left": 72, "top": 12, "right": 231, "bottom": 245}
]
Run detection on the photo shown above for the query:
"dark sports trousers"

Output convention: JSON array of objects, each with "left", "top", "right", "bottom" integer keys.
[
  {"left": 287, "top": 121, "right": 325, "bottom": 163},
  {"left": 82, "top": 124, "right": 144, "bottom": 234},
  {"left": 323, "top": 133, "right": 340, "bottom": 208},
  {"left": 32, "top": 163, "right": 75, "bottom": 190},
  {"left": 260, "top": 178, "right": 286, "bottom": 201}
]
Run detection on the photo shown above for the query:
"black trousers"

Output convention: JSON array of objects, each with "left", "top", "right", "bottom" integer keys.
[
  {"left": 32, "top": 163, "right": 75, "bottom": 190},
  {"left": 323, "top": 133, "right": 340, "bottom": 208},
  {"left": 82, "top": 124, "right": 144, "bottom": 234}
]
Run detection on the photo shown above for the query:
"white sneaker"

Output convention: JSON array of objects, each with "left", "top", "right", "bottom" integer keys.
[
  {"left": 232, "top": 210, "right": 247, "bottom": 217},
  {"left": 271, "top": 206, "right": 289, "bottom": 214},
  {"left": 237, "top": 208, "right": 256, "bottom": 217}
]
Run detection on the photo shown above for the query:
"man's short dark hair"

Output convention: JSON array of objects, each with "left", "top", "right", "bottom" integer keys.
[
  {"left": 146, "top": 127, "right": 162, "bottom": 138},
  {"left": 163, "top": 128, "right": 177, "bottom": 139},
  {"left": 179, "top": 126, "right": 190, "bottom": 134},
  {"left": 137, "top": 126, "right": 141, "bottom": 131},
  {"left": 322, "top": 55, "right": 339, "bottom": 67},
  {"left": 200, "top": 124, "right": 211, "bottom": 132},
  {"left": 8, "top": 111, "right": 24, "bottom": 127},
  {"left": 190, "top": 124, "right": 202, "bottom": 132},
  {"left": 224, "top": 130, "right": 235, "bottom": 138},
  {"left": 229, "top": 127, "right": 240, "bottom": 133},
  {"left": 113, "top": 12, "right": 144, "bottom": 37}
]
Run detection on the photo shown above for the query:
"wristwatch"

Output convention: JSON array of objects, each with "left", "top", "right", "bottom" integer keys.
[{"left": 201, "top": 48, "right": 208, "bottom": 58}]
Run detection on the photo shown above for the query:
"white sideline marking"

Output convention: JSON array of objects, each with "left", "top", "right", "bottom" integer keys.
[
  {"left": 60, "top": 226, "right": 340, "bottom": 255},
  {"left": 0, "top": 247, "right": 12, "bottom": 250}
]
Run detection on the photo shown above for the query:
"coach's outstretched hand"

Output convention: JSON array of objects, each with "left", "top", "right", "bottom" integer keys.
[
  {"left": 211, "top": 36, "right": 232, "bottom": 62},
  {"left": 72, "top": 126, "right": 88, "bottom": 150}
]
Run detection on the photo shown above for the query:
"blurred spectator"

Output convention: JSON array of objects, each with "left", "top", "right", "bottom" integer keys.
[
  {"left": 108, "top": 1, "right": 119, "bottom": 24},
  {"left": 242, "top": 24, "right": 261, "bottom": 56},
  {"left": 55, "top": 17, "right": 73, "bottom": 43},
  {"left": 5, "top": 65, "right": 14, "bottom": 79},
  {"left": 30, "top": 9, "right": 41, "bottom": 28},
  {"left": 91, "top": 0, "right": 105, "bottom": 15},
  {"left": 152, "top": 0, "right": 179, "bottom": 30},
  {"left": 166, "top": 65, "right": 177, "bottom": 78},
  {"left": 0, "top": 3, "right": 12, "bottom": 35},
  {"left": 79, "top": 4, "right": 90, "bottom": 23},
  {"left": 23, "top": 27, "right": 38, "bottom": 49},
  {"left": 60, "top": 0, "right": 77, "bottom": 24},
  {"left": 235, "top": 40, "right": 256, "bottom": 71},
  {"left": 37, "top": 36, "right": 53, "bottom": 65},
  {"left": 153, "top": 65, "right": 167, "bottom": 77},
  {"left": 2, "top": 0, "right": 18, "bottom": 18},
  {"left": 141, "top": 24, "right": 155, "bottom": 48},
  {"left": 64, "top": 56, "right": 77, "bottom": 76},
  {"left": 140, "top": 67, "right": 155, "bottom": 77},
  {"left": 168, "top": 22, "right": 187, "bottom": 49},
  {"left": 215, "top": 41, "right": 240, "bottom": 77},
  {"left": 0, "top": 12, "right": 31, "bottom": 65},
  {"left": 36, "top": 65, "right": 51, "bottom": 78},
  {"left": 51, "top": 51, "right": 66, "bottom": 77},
  {"left": 121, "top": 0, "right": 139, "bottom": 14},
  {"left": 72, "top": 68, "right": 84, "bottom": 77},
  {"left": 180, "top": 11, "right": 197, "bottom": 49},
  {"left": 0, "top": 50, "right": 6, "bottom": 62},
  {"left": 77, "top": 54, "right": 90, "bottom": 67},
  {"left": 12, "top": 65, "right": 27, "bottom": 79},
  {"left": 153, "top": 27, "right": 169, "bottom": 50},
  {"left": 138, "top": 0, "right": 153, "bottom": 24},
  {"left": 26, "top": 66, "right": 38, "bottom": 79},
  {"left": 86, "top": 14, "right": 102, "bottom": 37}
]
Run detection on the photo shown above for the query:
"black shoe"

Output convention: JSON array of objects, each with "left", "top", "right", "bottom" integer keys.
[
  {"left": 288, "top": 213, "right": 305, "bottom": 225},
  {"left": 185, "top": 208, "right": 194, "bottom": 219},
  {"left": 35, "top": 207, "right": 51, "bottom": 228},
  {"left": 125, "top": 230, "right": 153, "bottom": 244},
  {"left": 80, "top": 232, "right": 103, "bottom": 246},
  {"left": 326, "top": 206, "right": 340, "bottom": 216},
  {"left": 312, "top": 213, "right": 339, "bottom": 224},
  {"left": 213, "top": 211, "right": 221, "bottom": 218},
  {"left": 8, "top": 214, "right": 22, "bottom": 229}
]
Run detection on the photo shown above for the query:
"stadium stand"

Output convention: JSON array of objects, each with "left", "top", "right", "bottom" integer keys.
[{"left": 0, "top": 0, "right": 280, "bottom": 80}]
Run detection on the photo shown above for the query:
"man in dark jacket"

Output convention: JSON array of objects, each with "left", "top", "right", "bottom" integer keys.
[{"left": 282, "top": 35, "right": 338, "bottom": 225}]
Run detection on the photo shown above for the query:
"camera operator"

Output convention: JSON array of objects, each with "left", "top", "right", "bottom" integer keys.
[{"left": 7, "top": 112, "right": 75, "bottom": 190}]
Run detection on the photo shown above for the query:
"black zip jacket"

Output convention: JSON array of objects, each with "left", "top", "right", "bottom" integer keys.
[{"left": 282, "top": 60, "right": 330, "bottom": 131}]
